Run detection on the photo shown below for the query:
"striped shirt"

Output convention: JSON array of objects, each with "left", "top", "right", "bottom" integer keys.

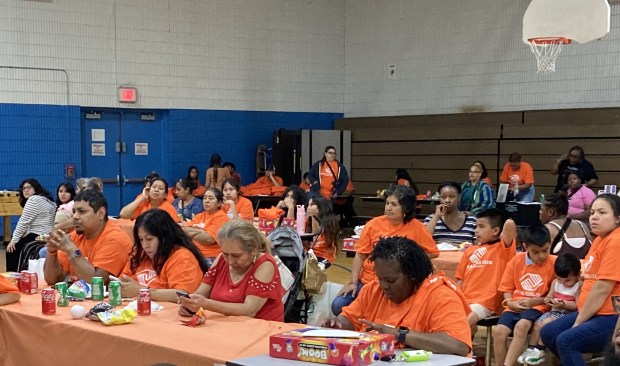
[
  {"left": 423, "top": 214, "right": 476, "bottom": 246},
  {"left": 459, "top": 180, "right": 495, "bottom": 216},
  {"left": 12, "top": 195, "right": 56, "bottom": 240}
]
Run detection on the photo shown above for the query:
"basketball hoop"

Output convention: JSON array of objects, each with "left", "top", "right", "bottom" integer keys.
[{"left": 528, "top": 37, "right": 571, "bottom": 74}]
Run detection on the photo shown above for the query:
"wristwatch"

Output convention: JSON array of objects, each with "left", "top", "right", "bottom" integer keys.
[
  {"left": 397, "top": 326, "right": 409, "bottom": 344},
  {"left": 68, "top": 249, "right": 82, "bottom": 261}
]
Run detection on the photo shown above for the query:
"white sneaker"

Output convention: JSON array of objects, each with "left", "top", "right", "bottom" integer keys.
[
  {"left": 517, "top": 348, "right": 536, "bottom": 364},
  {"left": 524, "top": 348, "right": 545, "bottom": 365}
]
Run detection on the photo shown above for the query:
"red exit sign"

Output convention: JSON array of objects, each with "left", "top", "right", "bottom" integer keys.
[{"left": 118, "top": 86, "right": 137, "bottom": 103}]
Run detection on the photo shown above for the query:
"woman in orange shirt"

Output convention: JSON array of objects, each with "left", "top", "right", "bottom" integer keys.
[
  {"left": 306, "top": 196, "right": 338, "bottom": 268},
  {"left": 325, "top": 236, "right": 471, "bottom": 356},
  {"left": 119, "top": 178, "right": 180, "bottom": 223},
  {"left": 332, "top": 185, "right": 437, "bottom": 315},
  {"left": 308, "top": 146, "right": 350, "bottom": 200},
  {"left": 120, "top": 209, "right": 209, "bottom": 303},
  {"left": 186, "top": 166, "right": 206, "bottom": 197},
  {"left": 541, "top": 194, "right": 620, "bottom": 365},
  {"left": 221, "top": 178, "right": 253, "bottom": 221}
]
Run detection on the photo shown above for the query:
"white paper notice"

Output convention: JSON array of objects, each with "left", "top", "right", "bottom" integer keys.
[
  {"left": 91, "top": 129, "right": 105, "bottom": 142},
  {"left": 91, "top": 143, "right": 105, "bottom": 156},
  {"left": 135, "top": 143, "right": 148, "bottom": 156},
  {"left": 300, "top": 329, "right": 363, "bottom": 338}
]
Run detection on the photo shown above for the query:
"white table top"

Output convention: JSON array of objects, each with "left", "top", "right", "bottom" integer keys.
[{"left": 226, "top": 352, "right": 475, "bottom": 366}]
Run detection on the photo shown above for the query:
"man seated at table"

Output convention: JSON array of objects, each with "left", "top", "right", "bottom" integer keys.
[
  {"left": 499, "top": 152, "right": 536, "bottom": 202},
  {"left": 0, "top": 274, "right": 20, "bottom": 305},
  {"left": 43, "top": 190, "right": 133, "bottom": 285},
  {"left": 241, "top": 165, "right": 284, "bottom": 196},
  {"left": 325, "top": 236, "right": 471, "bottom": 356}
]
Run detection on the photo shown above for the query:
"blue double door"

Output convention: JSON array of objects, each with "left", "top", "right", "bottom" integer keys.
[{"left": 81, "top": 109, "right": 167, "bottom": 216}]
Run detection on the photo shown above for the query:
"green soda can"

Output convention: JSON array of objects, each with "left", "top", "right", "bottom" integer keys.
[
  {"left": 108, "top": 280, "right": 122, "bottom": 306},
  {"left": 91, "top": 277, "right": 104, "bottom": 301},
  {"left": 55, "top": 282, "right": 69, "bottom": 307}
]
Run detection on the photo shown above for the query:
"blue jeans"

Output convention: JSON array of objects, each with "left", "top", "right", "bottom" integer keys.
[
  {"left": 540, "top": 311, "right": 618, "bottom": 366},
  {"left": 516, "top": 185, "right": 536, "bottom": 202},
  {"left": 331, "top": 281, "right": 364, "bottom": 316},
  {"left": 38, "top": 246, "right": 48, "bottom": 259}
]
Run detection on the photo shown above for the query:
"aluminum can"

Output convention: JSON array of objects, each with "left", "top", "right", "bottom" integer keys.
[
  {"left": 19, "top": 271, "right": 38, "bottom": 294},
  {"left": 91, "top": 277, "right": 104, "bottom": 301},
  {"left": 55, "top": 282, "right": 69, "bottom": 307},
  {"left": 137, "top": 289, "right": 151, "bottom": 315},
  {"left": 108, "top": 281, "right": 122, "bottom": 306},
  {"left": 41, "top": 288, "right": 56, "bottom": 315}
]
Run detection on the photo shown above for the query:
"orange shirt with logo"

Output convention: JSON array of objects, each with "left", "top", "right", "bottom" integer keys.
[
  {"left": 355, "top": 216, "right": 438, "bottom": 284},
  {"left": 319, "top": 161, "right": 339, "bottom": 199},
  {"left": 311, "top": 233, "right": 336, "bottom": 264},
  {"left": 122, "top": 246, "right": 203, "bottom": 293},
  {"left": 456, "top": 239, "right": 516, "bottom": 313},
  {"left": 131, "top": 199, "right": 181, "bottom": 223},
  {"left": 58, "top": 220, "right": 133, "bottom": 279},
  {"left": 185, "top": 209, "right": 230, "bottom": 258},
  {"left": 498, "top": 252, "right": 556, "bottom": 313},
  {"left": 341, "top": 275, "right": 472, "bottom": 352},
  {"left": 578, "top": 227, "right": 620, "bottom": 315},
  {"left": 222, "top": 196, "right": 254, "bottom": 221},
  {"left": 499, "top": 162, "right": 535, "bottom": 188},
  {"left": 0, "top": 275, "right": 19, "bottom": 294}
]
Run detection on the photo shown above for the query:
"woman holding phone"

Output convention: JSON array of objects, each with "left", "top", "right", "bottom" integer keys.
[{"left": 424, "top": 181, "right": 476, "bottom": 247}]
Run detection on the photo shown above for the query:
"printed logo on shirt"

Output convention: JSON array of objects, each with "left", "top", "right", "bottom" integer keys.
[
  {"left": 136, "top": 269, "right": 158, "bottom": 287},
  {"left": 469, "top": 247, "right": 488, "bottom": 263},
  {"left": 520, "top": 273, "right": 544, "bottom": 292},
  {"left": 583, "top": 255, "right": 594, "bottom": 273}
]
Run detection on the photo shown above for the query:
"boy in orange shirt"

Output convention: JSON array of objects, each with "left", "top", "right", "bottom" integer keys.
[
  {"left": 0, "top": 274, "right": 20, "bottom": 305},
  {"left": 494, "top": 224, "right": 556, "bottom": 366},
  {"left": 456, "top": 208, "right": 516, "bottom": 336}
]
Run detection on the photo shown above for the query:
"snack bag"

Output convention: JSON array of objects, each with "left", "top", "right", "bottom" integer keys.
[
  {"left": 180, "top": 308, "right": 206, "bottom": 327},
  {"left": 68, "top": 280, "right": 91, "bottom": 300},
  {"left": 396, "top": 350, "right": 432, "bottom": 362},
  {"left": 86, "top": 302, "right": 113, "bottom": 321},
  {"left": 98, "top": 308, "right": 137, "bottom": 326}
]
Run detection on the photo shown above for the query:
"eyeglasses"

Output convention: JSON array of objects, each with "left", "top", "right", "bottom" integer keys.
[
  {"left": 21, "top": 185, "right": 34, "bottom": 192},
  {"left": 326, "top": 151, "right": 337, "bottom": 155},
  {"left": 469, "top": 170, "right": 482, "bottom": 174}
]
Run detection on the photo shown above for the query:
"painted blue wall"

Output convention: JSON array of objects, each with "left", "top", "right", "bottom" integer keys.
[{"left": 0, "top": 103, "right": 340, "bottom": 235}]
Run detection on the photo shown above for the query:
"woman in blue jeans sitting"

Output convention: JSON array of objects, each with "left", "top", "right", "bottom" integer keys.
[{"left": 540, "top": 194, "right": 620, "bottom": 366}]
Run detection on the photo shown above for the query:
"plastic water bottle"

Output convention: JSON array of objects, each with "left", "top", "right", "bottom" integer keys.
[
  {"left": 514, "top": 183, "right": 519, "bottom": 198},
  {"left": 296, "top": 205, "right": 305, "bottom": 235},
  {"left": 539, "top": 193, "right": 545, "bottom": 204}
]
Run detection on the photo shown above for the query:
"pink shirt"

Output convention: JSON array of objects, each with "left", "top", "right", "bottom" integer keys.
[{"left": 568, "top": 185, "right": 596, "bottom": 217}]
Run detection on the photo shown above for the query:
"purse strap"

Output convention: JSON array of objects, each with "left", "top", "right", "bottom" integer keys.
[{"left": 552, "top": 218, "right": 572, "bottom": 247}]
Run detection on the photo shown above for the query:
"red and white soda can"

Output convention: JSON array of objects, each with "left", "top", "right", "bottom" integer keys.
[
  {"left": 41, "top": 288, "right": 56, "bottom": 315},
  {"left": 137, "top": 289, "right": 151, "bottom": 316},
  {"left": 19, "top": 271, "right": 38, "bottom": 294}
]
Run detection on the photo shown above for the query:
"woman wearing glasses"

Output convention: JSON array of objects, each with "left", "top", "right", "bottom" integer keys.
[
  {"left": 6, "top": 179, "right": 56, "bottom": 271},
  {"left": 308, "top": 146, "right": 350, "bottom": 200},
  {"left": 459, "top": 162, "right": 495, "bottom": 216}
]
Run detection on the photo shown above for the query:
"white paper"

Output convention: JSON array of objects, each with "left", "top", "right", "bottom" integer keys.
[
  {"left": 91, "top": 129, "right": 105, "bottom": 142},
  {"left": 496, "top": 183, "right": 509, "bottom": 203},
  {"left": 135, "top": 143, "right": 148, "bottom": 156},
  {"left": 91, "top": 143, "right": 105, "bottom": 156},
  {"left": 300, "top": 329, "right": 364, "bottom": 338}
]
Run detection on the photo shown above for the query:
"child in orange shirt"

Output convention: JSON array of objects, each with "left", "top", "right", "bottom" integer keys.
[
  {"left": 0, "top": 274, "right": 20, "bottom": 305},
  {"left": 494, "top": 224, "right": 556, "bottom": 366},
  {"left": 456, "top": 208, "right": 516, "bottom": 336}
]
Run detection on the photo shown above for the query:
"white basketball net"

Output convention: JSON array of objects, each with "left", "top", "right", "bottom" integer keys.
[{"left": 528, "top": 39, "right": 564, "bottom": 74}]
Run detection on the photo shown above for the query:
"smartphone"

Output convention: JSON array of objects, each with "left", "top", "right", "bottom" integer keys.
[{"left": 176, "top": 291, "right": 191, "bottom": 298}]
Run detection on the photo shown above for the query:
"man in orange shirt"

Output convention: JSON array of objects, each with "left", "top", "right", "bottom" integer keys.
[
  {"left": 494, "top": 224, "right": 556, "bottom": 366},
  {"left": 499, "top": 152, "right": 536, "bottom": 202},
  {"left": 43, "top": 190, "right": 133, "bottom": 285},
  {"left": 325, "top": 236, "right": 471, "bottom": 356},
  {"left": 0, "top": 275, "right": 20, "bottom": 305},
  {"left": 456, "top": 208, "right": 516, "bottom": 336}
]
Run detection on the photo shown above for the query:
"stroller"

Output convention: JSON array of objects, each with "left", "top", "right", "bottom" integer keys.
[{"left": 267, "top": 225, "right": 309, "bottom": 323}]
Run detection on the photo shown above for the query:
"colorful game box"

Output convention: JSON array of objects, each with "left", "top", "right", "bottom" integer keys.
[{"left": 270, "top": 328, "right": 394, "bottom": 366}]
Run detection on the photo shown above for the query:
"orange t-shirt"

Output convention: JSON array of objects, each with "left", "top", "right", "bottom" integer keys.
[
  {"left": 499, "top": 162, "right": 535, "bottom": 188},
  {"left": 222, "top": 196, "right": 254, "bottom": 221},
  {"left": 483, "top": 177, "right": 493, "bottom": 188},
  {"left": 131, "top": 199, "right": 181, "bottom": 223},
  {"left": 354, "top": 216, "right": 438, "bottom": 284},
  {"left": 498, "top": 252, "right": 556, "bottom": 313},
  {"left": 456, "top": 239, "right": 516, "bottom": 313},
  {"left": 254, "top": 175, "right": 284, "bottom": 187},
  {"left": 311, "top": 233, "right": 336, "bottom": 264},
  {"left": 578, "top": 227, "right": 620, "bottom": 315},
  {"left": 192, "top": 181, "right": 206, "bottom": 197},
  {"left": 319, "top": 161, "right": 339, "bottom": 199},
  {"left": 341, "top": 275, "right": 472, "bottom": 352},
  {"left": 299, "top": 182, "right": 310, "bottom": 192},
  {"left": 185, "top": 209, "right": 230, "bottom": 258},
  {"left": 57, "top": 220, "right": 133, "bottom": 279},
  {"left": 0, "top": 275, "right": 19, "bottom": 294},
  {"left": 122, "top": 246, "right": 203, "bottom": 293}
]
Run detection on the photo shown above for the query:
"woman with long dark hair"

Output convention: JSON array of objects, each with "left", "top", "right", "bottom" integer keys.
[
  {"left": 172, "top": 178, "right": 204, "bottom": 220},
  {"left": 395, "top": 168, "right": 419, "bottom": 195},
  {"left": 120, "top": 209, "right": 208, "bottom": 303},
  {"left": 307, "top": 146, "right": 350, "bottom": 199},
  {"left": 186, "top": 165, "right": 206, "bottom": 197},
  {"left": 205, "top": 154, "right": 230, "bottom": 189},
  {"left": 6, "top": 179, "right": 56, "bottom": 271},
  {"left": 306, "top": 195, "right": 339, "bottom": 269}
]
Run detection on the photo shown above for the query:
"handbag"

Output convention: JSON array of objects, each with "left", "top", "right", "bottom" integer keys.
[{"left": 302, "top": 228, "right": 327, "bottom": 294}]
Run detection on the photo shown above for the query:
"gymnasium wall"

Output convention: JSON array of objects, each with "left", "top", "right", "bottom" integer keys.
[{"left": 344, "top": 1, "right": 620, "bottom": 117}]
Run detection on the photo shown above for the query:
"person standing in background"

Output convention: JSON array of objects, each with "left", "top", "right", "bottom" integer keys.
[
  {"left": 499, "top": 152, "right": 536, "bottom": 202},
  {"left": 308, "top": 146, "right": 350, "bottom": 200},
  {"left": 551, "top": 146, "right": 598, "bottom": 192}
]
